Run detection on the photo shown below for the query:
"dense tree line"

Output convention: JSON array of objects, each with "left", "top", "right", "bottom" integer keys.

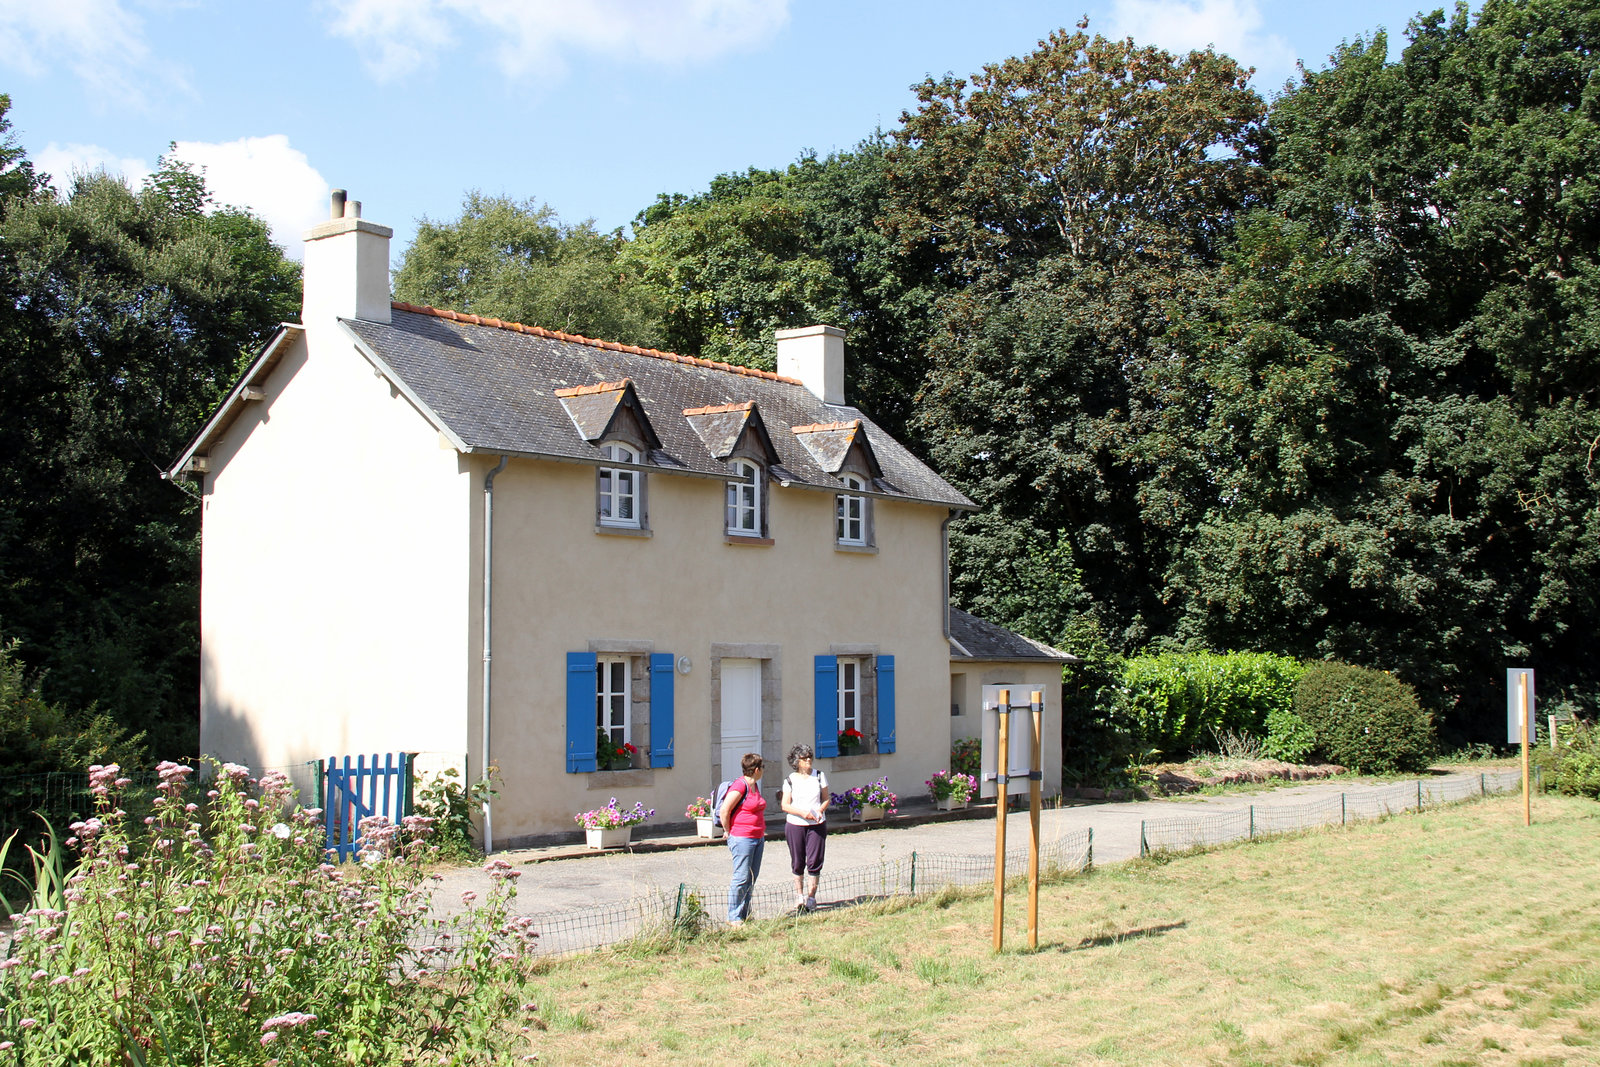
[
  {"left": 396, "top": 0, "right": 1597, "bottom": 742},
  {"left": 1, "top": 0, "right": 1594, "bottom": 762},
  {"left": 0, "top": 98, "right": 301, "bottom": 761}
]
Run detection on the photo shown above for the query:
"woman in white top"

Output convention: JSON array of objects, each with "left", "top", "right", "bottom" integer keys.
[{"left": 779, "top": 743, "right": 829, "bottom": 912}]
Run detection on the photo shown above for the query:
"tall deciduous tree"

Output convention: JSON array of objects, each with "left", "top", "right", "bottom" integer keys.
[
  {"left": 889, "top": 23, "right": 1267, "bottom": 650},
  {"left": 393, "top": 192, "right": 665, "bottom": 348},
  {"left": 1158, "top": 0, "right": 1600, "bottom": 735},
  {"left": 0, "top": 154, "right": 301, "bottom": 755}
]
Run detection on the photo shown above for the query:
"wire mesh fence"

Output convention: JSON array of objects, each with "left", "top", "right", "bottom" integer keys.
[
  {"left": 489, "top": 829, "right": 1095, "bottom": 959},
  {"left": 1139, "top": 769, "right": 1523, "bottom": 856}
]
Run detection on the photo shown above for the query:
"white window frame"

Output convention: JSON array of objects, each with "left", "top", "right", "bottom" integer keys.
[
  {"left": 836, "top": 474, "right": 867, "bottom": 545},
  {"left": 837, "top": 657, "right": 861, "bottom": 735},
  {"left": 726, "top": 459, "right": 762, "bottom": 536},
  {"left": 596, "top": 656, "right": 631, "bottom": 746},
  {"left": 598, "top": 444, "right": 641, "bottom": 528}
]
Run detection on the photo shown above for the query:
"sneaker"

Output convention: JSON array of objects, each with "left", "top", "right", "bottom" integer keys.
[
  {"left": 728, "top": 918, "right": 744, "bottom": 926},
  {"left": 804, "top": 896, "right": 816, "bottom": 912}
]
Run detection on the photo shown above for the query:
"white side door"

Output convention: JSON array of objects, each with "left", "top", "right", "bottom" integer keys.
[
  {"left": 980, "top": 684, "right": 1039, "bottom": 799},
  {"left": 720, "top": 659, "right": 762, "bottom": 779}
]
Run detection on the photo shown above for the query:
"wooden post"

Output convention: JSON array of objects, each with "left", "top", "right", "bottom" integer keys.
[
  {"left": 1520, "top": 673, "right": 1531, "bottom": 827},
  {"left": 1028, "top": 690, "right": 1043, "bottom": 951},
  {"left": 993, "top": 688, "right": 1010, "bottom": 952}
]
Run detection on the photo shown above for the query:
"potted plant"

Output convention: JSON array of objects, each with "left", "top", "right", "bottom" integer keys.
[
  {"left": 685, "top": 796, "right": 721, "bottom": 839},
  {"left": 837, "top": 728, "right": 865, "bottom": 755},
  {"left": 834, "top": 777, "right": 897, "bottom": 821},
  {"left": 927, "top": 770, "right": 978, "bottom": 810},
  {"left": 575, "top": 797, "right": 655, "bottom": 849},
  {"left": 595, "top": 732, "right": 640, "bottom": 771}
]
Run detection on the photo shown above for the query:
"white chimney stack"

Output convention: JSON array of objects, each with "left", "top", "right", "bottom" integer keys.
[
  {"left": 301, "top": 189, "right": 392, "bottom": 325},
  {"left": 775, "top": 324, "right": 846, "bottom": 406}
]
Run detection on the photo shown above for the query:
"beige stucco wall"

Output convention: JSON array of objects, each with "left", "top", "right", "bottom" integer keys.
[
  {"left": 476, "top": 454, "right": 954, "bottom": 845},
  {"left": 197, "top": 326, "right": 474, "bottom": 776},
  {"left": 950, "top": 662, "right": 1065, "bottom": 795}
]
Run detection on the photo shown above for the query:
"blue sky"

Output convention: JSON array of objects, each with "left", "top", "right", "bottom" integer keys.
[{"left": 1, "top": 0, "right": 1453, "bottom": 267}]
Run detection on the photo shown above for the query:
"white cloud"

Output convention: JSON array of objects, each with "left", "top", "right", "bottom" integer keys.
[
  {"left": 35, "top": 136, "right": 329, "bottom": 258},
  {"left": 0, "top": 0, "right": 183, "bottom": 108},
  {"left": 1106, "top": 0, "right": 1296, "bottom": 87},
  {"left": 170, "top": 136, "right": 330, "bottom": 257},
  {"left": 323, "top": 0, "right": 790, "bottom": 83},
  {"left": 35, "top": 142, "right": 153, "bottom": 192}
]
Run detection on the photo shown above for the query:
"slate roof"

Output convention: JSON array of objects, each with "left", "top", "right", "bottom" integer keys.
[
  {"left": 949, "top": 608, "right": 1077, "bottom": 662},
  {"left": 324, "top": 305, "right": 973, "bottom": 508}
]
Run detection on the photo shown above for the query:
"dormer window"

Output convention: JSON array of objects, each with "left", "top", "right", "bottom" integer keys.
[
  {"left": 837, "top": 474, "right": 867, "bottom": 546},
  {"left": 727, "top": 459, "right": 763, "bottom": 536},
  {"left": 598, "top": 443, "right": 642, "bottom": 529}
]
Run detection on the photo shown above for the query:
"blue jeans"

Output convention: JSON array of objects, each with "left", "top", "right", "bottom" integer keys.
[{"left": 727, "top": 834, "right": 764, "bottom": 921}]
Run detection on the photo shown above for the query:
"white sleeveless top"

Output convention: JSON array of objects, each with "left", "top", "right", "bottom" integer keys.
[{"left": 782, "top": 770, "right": 828, "bottom": 826}]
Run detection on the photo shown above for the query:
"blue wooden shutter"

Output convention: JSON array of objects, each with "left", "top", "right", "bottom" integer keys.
[
  {"left": 566, "top": 652, "right": 598, "bottom": 772},
  {"left": 877, "top": 654, "right": 896, "bottom": 753},
  {"left": 649, "top": 652, "right": 675, "bottom": 768},
  {"left": 814, "top": 655, "right": 839, "bottom": 757}
]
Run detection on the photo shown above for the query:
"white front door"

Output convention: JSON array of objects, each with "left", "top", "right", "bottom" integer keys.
[{"left": 720, "top": 659, "right": 762, "bottom": 779}]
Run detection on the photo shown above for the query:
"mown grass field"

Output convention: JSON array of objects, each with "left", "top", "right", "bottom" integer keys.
[{"left": 523, "top": 793, "right": 1600, "bottom": 1065}]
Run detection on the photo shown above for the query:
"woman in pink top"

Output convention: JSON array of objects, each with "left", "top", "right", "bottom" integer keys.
[{"left": 720, "top": 752, "right": 767, "bottom": 923}]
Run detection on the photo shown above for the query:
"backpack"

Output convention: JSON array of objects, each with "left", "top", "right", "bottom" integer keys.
[{"left": 712, "top": 778, "right": 748, "bottom": 830}]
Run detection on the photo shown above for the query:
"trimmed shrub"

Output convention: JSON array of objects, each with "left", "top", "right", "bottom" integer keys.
[
  {"left": 1533, "top": 719, "right": 1600, "bottom": 799},
  {"left": 1294, "top": 661, "right": 1436, "bottom": 774},
  {"left": 1104, "top": 650, "right": 1305, "bottom": 758}
]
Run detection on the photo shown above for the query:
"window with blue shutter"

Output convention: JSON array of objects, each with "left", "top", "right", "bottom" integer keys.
[
  {"left": 566, "top": 652, "right": 598, "bottom": 772},
  {"left": 877, "top": 654, "right": 896, "bottom": 753},
  {"left": 649, "top": 652, "right": 675, "bottom": 768},
  {"left": 814, "top": 655, "right": 839, "bottom": 756}
]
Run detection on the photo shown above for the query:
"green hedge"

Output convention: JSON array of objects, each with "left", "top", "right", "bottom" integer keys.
[
  {"left": 1105, "top": 651, "right": 1305, "bottom": 758},
  {"left": 1294, "top": 662, "right": 1436, "bottom": 774},
  {"left": 1533, "top": 719, "right": 1600, "bottom": 799}
]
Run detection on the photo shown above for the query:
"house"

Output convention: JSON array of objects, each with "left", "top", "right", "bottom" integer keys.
[{"left": 168, "top": 192, "right": 1065, "bottom": 846}]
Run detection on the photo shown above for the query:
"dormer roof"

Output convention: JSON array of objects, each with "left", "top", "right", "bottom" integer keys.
[
  {"left": 169, "top": 302, "right": 974, "bottom": 510},
  {"left": 791, "top": 419, "right": 883, "bottom": 480}
]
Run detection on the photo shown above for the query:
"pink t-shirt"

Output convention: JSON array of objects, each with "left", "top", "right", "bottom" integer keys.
[{"left": 726, "top": 779, "right": 767, "bottom": 838}]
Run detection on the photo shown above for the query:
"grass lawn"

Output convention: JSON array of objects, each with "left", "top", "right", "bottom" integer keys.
[{"left": 524, "top": 793, "right": 1600, "bottom": 1065}]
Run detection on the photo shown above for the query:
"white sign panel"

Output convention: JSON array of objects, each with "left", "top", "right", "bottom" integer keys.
[
  {"left": 979, "top": 685, "right": 1040, "bottom": 800},
  {"left": 1506, "top": 668, "right": 1536, "bottom": 744}
]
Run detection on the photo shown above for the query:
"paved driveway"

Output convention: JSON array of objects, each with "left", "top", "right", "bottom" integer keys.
[{"left": 428, "top": 769, "right": 1520, "bottom": 954}]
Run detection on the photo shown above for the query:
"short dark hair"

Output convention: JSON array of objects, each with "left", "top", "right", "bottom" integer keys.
[
  {"left": 787, "top": 743, "right": 814, "bottom": 770},
  {"left": 741, "top": 752, "right": 764, "bottom": 776}
]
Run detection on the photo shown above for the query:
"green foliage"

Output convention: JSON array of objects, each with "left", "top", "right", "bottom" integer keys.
[
  {"left": 0, "top": 760, "right": 540, "bottom": 1064},
  {"left": 1103, "top": 651, "right": 1305, "bottom": 758},
  {"left": 1262, "top": 708, "right": 1318, "bottom": 763},
  {"left": 411, "top": 764, "right": 497, "bottom": 863},
  {"left": 0, "top": 157, "right": 300, "bottom": 756},
  {"left": 949, "top": 737, "right": 980, "bottom": 779},
  {"left": 393, "top": 191, "right": 663, "bottom": 347},
  {"left": 1294, "top": 662, "right": 1437, "bottom": 774},
  {"left": 1533, "top": 719, "right": 1600, "bottom": 799}
]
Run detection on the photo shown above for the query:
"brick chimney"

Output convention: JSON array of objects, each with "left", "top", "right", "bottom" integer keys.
[
  {"left": 301, "top": 190, "right": 392, "bottom": 325},
  {"left": 775, "top": 324, "right": 845, "bottom": 406}
]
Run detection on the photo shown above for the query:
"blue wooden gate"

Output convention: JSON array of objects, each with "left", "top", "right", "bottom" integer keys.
[{"left": 320, "top": 752, "right": 414, "bottom": 862}]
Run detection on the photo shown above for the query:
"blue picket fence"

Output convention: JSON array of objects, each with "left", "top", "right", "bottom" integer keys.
[{"left": 320, "top": 752, "right": 414, "bottom": 862}]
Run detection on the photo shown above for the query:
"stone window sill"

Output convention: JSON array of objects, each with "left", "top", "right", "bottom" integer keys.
[
  {"left": 828, "top": 753, "right": 880, "bottom": 772},
  {"left": 835, "top": 542, "right": 877, "bottom": 555},
  {"left": 596, "top": 524, "right": 651, "bottom": 538},
  {"left": 586, "top": 768, "right": 656, "bottom": 789},
  {"left": 725, "top": 534, "right": 774, "bottom": 546}
]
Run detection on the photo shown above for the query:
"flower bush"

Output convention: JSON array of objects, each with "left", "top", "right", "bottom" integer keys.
[
  {"left": 684, "top": 796, "right": 714, "bottom": 819},
  {"left": 927, "top": 770, "right": 978, "bottom": 803},
  {"left": 831, "top": 776, "right": 898, "bottom": 816},
  {"left": 595, "top": 732, "right": 639, "bottom": 771},
  {"left": 574, "top": 797, "right": 655, "bottom": 830},
  {"left": 837, "top": 728, "right": 865, "bottom": 753},
  {"left": 0, "top": 759, "right": 542, "bottom": 1065},
  {"left": 950, "top": 737, "right": 981, "bottom": 779}
]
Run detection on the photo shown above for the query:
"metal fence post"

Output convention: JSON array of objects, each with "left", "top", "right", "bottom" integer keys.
[
  {"left": 1417, "top": 780, "right": 1423, "bottom": 810},
  {"left": 674, "top": 883, "right": 684, "bottom": 921},
  {"left": 1249, "top": 805, "right": 1255, "bottom": 840},
  {"left": 1087, "top": 827, "right": 1093, "bottom": 870},
  {"left": 1140, "top": 820, "right": 1147, "bottom": 858},
  {"left": 1341, "top": 793, "right": 1346, "bottom": 826},
  {"left": 910, "top": 851, "right": 917, "bottom": 895}
]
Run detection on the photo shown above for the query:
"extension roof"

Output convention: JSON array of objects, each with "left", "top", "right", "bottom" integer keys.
[
  {"left": 948, "top": 608, "right": 1077, "bottom": 663},
  {"left": 168, "top": 304, "right": 973, "bottom": 510}
]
